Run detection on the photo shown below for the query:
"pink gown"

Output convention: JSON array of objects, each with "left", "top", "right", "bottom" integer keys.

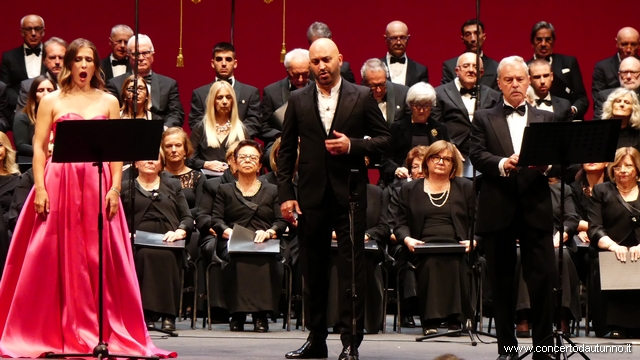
[{"left": 0, "top": 114, "right": 176, "bottom": 358}]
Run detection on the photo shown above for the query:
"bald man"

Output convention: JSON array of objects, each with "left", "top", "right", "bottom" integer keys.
[
  {"left": 278, "top": 38, "right": 391, "bottom": 360},
  {"left": 592, "top": 27, "right": 640, "bottom": 98},
  {"left": 380, "top": 20, "right": 429, "bottom": 87},
  {"left": 594, "top": 56, "right": 640, "bottom": 119}
]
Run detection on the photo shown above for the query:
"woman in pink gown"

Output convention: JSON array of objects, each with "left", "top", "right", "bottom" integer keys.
[{"left": 0, "top": 38, "right": 176, "bottom": 358}]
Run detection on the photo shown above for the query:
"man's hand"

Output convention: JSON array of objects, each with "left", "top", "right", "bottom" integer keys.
[
  {"left": 504, "top": 154, "right": 519, "bottom": 173},
  {"left": 325, "top": 130, "right": 350, "bottom": 155},
  {"left": 404, "top": 237, "right": 424, "bottom": 252},
  {"left": 395, "top": 167, "right": 409, "bottom": 179},
  {"left": 281, "top": 200, "right": 301, "bottom": 224}
]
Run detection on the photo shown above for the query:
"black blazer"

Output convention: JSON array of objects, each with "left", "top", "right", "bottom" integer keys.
[
  {"left": 381, "top": 81, "right": 410, "bottom": 126},
  {"left": 0, "top": 45, "right": 46, "bottom": 107},
  {"left": 211, "top": 181, "right": 287, "bottom": 236},
  {"left": 380, "top": 56, "right": 429, "bottom": 87},
  {"left": 470, "top": 103, "right": 555, "bottom": 233},
  {"left": 588, "top": 181, "right": 640, "bottom": 249},
  {"left": 431, "top": 81, "right": 501, "bottom": 156},
  {"left": 365, "top": 184, "right": 390, "bottom": 245},
  {"left": 188, "top": 120, "right": 249, "bottom": 170},
  {"left": 380, "top": 114, "right": 449, "bottom": 185},
  {"left": 441, "top": 54, "right": 499, "bottom": 91},
  {"left": 535, "top": 95, "right": 573, "bottom": 123},
  {"left": 260, "top": 77, "right": 302, "bottom": 138},
  {"left": 0, "top": 81, "right": 10, "bottom": 133},
  {"left": 120, "top": 177, "right": 194, "bottom": 240},
  {"left": 277, "top": 79, "right": 392, "bottom": 210},
  {"left": 394, "top": 177, "right": 475, "bottom": 242},
  {"left": 100, "top": 56, "right": 132, "bottom": 82},
  {"left": 188, "top": 80, "right": 261, "bottom": 138},
  {"left": 12, "top": 113, "right": 33, "bottom": 156},
  {"left": 107, "top": 71, "right": 184, "bottom": 128},
  {"left": 591, "top": 55, "right": 640, "bottom": 99}
]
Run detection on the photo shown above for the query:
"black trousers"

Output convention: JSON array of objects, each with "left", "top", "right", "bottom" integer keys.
[
  {"left": 298, "top": 190, "right": 366, "bottom": 348},
  {"left": 483, "top": 217, "right": 555, "bottom": 357}
]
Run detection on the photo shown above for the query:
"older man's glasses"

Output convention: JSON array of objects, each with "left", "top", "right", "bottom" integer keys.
[
  {"left": 619, "top": 70, "right": 640, "bottom": 79},
  {"left": 429, "top": 155, "right": 453, "bottom": 166},
  {"left": 237, "top": 154, "right": 260, "bottom": 163},
  {"left": 22, "top": 26, "right": 44, "bottom": 33},
  {"left": 128, "top": 51, "right": 154, "bottom": 59},
  {"left": 386, "top": 36, "right": 409, "bottom": 42}
]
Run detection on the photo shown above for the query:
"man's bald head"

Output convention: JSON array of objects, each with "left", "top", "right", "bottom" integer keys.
[
  {"left": 616, "top": 27, "right": 639, "bottom": 59},
  {"left": 385, "top": 21, "right": 410, "bottom": 58},
  {"left": 619, "top": 56, "right": 640, "bottom": 90},
  {"left": 456, "top": 52, "right": 484, "bottom": 88},
  {"left": 309, "top": 38, "right": 343, "bottom": 91}
]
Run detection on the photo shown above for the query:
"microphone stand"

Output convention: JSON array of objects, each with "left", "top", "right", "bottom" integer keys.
[{"left": 347, "top": 169, "right": 359, "bottom": 360}]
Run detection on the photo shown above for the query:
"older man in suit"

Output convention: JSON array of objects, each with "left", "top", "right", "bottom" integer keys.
[
  {"left": 593, "top": 57, "right": 640, "bottom": 119},
  {"left": 107, "top": 34, "right": 184, "bottom": 128},
  {"left": 528, "top": 21, "right": 589, "bottom": 120},
  {"left": 432, "top": 52, "right": 501, "bottom": 160},
  {"left": 592, "top": 27, "right": 639, "bottom": 99},
  {"left": 441, "top": 19, "right": 499, "bottom": 91},
  {"left": 380, "top": 21, "right": 428, "bottom": 87},
  {"left": 0, "top": 14, "right": 46, "bottom": 110},
  {"left": 278, "top": 38, "right": 391, "bottom": 360},
  {"left": 188, "top": 42, "right": 261, "bottom": 137},
  {"left": 527, "top": 59, "right": 573, "bottom": 122},
  {"left": 470, "top": 56, "right": 556, "bottom": 360},
  {"left": 100, "top": 24, "right": 133, "bottom": 82},
  {"left": 360, "top": 58, "right": 409, "bottom": 126}
]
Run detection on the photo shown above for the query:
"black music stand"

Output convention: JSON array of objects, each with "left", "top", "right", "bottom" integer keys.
[
  {"left": 515, "top": 120, "right": 620, "bottom": 360},
  {"left": 47, "top": 119, "right": 164, "bottom": 360}
]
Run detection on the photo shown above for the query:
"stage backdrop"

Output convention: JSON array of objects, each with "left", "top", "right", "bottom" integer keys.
[{"left": 2, "top": 0, "right": 639, "bottom": 125}]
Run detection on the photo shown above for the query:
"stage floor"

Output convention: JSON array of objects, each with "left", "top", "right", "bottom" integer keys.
[{"left": 146, "top": 316, "right": 637, "bottom": 360}]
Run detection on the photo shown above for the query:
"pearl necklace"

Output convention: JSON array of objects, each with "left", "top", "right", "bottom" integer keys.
[
  {"left": 236, "top": 180, "right": 261, "bottom": 197},
  {"left": 137, "top": 177, "right": 160, "bottom": 190},
  {"left": 215, "top": 120, "right": 231, "bottom": 134},
  {"left": 425, "top": 180, "right": 450, "bottom": 208}
]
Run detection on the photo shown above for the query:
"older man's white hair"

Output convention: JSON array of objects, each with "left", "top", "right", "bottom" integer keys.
[
  {"left": 497, "top": 55, "right": 528, "bottom": 77},
  {"left": 406, "top": 82, "right": 437, "bottom": 107},
  {"left": 127, "top": 34, "right": 154, "bottom": 52},
  {"left": 20, "top": 15, "right": 44, "bottom": 28},
  {"left": 111, "top": 24, "right": 133, "bottom": 37},
  {"left": 284, "top": 48, "right": 309, "bottom": 69},
  {"left": 360, "top": 58, "right": 389, "bottom": 80}
]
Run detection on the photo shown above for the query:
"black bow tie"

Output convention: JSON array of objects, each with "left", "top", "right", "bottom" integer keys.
[
  {"left": 25, "top": 47, "right": 41, "bottom": 57},
  {"left": 143, "top": 74, "right": 152, "bottom": 85},
  {"left": 535, "top": 98, "right": 552, "bottom": 106},
  {"left": 112, "top": 58, "right": 128, "bottom": 67},
  {"left": 503, "top": 104, "right": 526, "bottom": 117},
  {"left": 460, "top": 87, "right": 476, "bottom": 98},
  {"left": 389, "top": 56, "right": 405, "bottom": 64},
  {"left": 217, "top": 78, "right": 233, "bottom": 86}
]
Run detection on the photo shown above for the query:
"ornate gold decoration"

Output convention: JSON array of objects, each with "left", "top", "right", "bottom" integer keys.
[
  {"left": 431, "top": 129, "right": 438, "bottom": 137},
  {"left": 176, "top": 0, "right": 185, "bottom": 67}
]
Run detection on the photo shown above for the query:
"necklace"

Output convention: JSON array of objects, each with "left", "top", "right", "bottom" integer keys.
[
  {"left": 617, "top": 184, "right": 637, "bottom": 195},
  {"left": 137, "top": 177, "right": 160, "bottom": 190},
  {"left": 215, "top": 120, "right": 231, "bottom": 134},
  {"left": 424, "top": 179, "right": 450, "bottom": 208},
  {"left": 236, "top": 180, "right": 261, "bottom": 197}
]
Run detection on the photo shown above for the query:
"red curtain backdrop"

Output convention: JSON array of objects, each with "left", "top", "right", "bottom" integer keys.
[{"left": 2, "top": 0, "right": 639, "bottom": 123}]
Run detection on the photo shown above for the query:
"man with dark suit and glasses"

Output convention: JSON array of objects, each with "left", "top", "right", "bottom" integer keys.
[
  {"left": 592, "top": 27, "right": 639, "bottom": 99},
  {"left": 593, "top": 57, "right": 640, "bottom": 119},
  {"left": 470, "top": 56, "right": 556, "bottom": 360},
  {"left": 527, "top": 59, "right": 573, "bottom": 123},
  {"left": 188, "top": 42, "right": 261, "bottom": 138},
  {"left": 380, "top": 21, "right": 428, "bottom": 87},
  {"left": 107, "top": 34, "right": 184, "bottom": 128},
  {"left": 278, "top": 38, "right": 391, "bottom": 360},
  {"left": 360, "top": 58, "right": 409, "bottom": 126},
  {"left": 100, "top": 24, "right": 133, "bottom": 82},
  {"left": 0, "top": 14, "right": 46, "bottom": 110}
]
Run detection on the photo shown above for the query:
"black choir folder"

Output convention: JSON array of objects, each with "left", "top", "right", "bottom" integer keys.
[
  {"left": 134, "top": 230, "right": 186, "bottom": 248},
  {"left": 331, "top": 239, "right": 379, "bottom": 252},
  {"left": 228, "top": 224, "right": 280, "bottom": 254}
]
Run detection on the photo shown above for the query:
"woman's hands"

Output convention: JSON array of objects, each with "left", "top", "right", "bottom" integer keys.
[
  {"left": 105, "top": 188, "right": 120, "bottom": 220},
  {"left": 254, "top": 229, "right": 276, "bottom": 243},
  {"left": 204, "top": 160, "right": 228, "bottom": 172},
  {"left": 34, "top": 187, "right": 49, "bottom": 216},
  {"left": 395, "top": 167, "right": 409, "bottom": 179},
  {"left": 164, "top": 229, "right": 187, "bottom": 243},
  {"left": 403, "top": 237, "right": 424, "bottom": 252},
  {"left": 459, "top": 240, "right": 477, "bottom": 253}
]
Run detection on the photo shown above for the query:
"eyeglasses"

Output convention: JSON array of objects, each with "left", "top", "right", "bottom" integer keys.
[
  {"left": 619, "top": 70, "right": 640, "bottom": 78},
  {"left": 367, "top": 82, "right": 387, "bottom": 90},
  {"left": 237, "top": 154, "right": 260, "bottom": 163},
  {"left": 126, "top": 85, "right": 147, "bottom": 93},
  {"left": 22, "top": 26, "right": 44, "bottom": 33},
  {"left": 110, "top": 39, "right": 128, "bottom": 45},
  {"left": 386, "top": 35, "right": 409, "bottom": 42},
  {"left": 128, "top": 50, "right": 154, "bottom": 58},
  {"left": 459, "top": 63, "right": 480, "bottom": 70},
  {"left": 412, "top": 103, "right": 432, "bottom": 111},
  {"left": 613, "top": 164, "right": 636, "bottom": 172},
  {"left": 429, "top": 155, "right": 453, "bottom": 166}
]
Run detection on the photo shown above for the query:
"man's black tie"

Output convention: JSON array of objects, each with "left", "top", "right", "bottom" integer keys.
[
  {"left": 460, "top": 87, "right": 476, "bottom": 98},
  {"left": 503, "top": 104, "right": 526, "bottom": 117},
  {"left": 143, "top": 74, "right": 152, "bottom": 85},
  {"left": 111, "top": 58, "right": 128, "bottom": 67},
  {"left": 217, "top": 78, "right": 233, "bottom": 85},
  {"left": 25, "top": 47, "right": 41, "bottom": 56},
  {"left": 389, "top": 56, "right": 406, "bottom": 64},
  {"left": 535, "top": 98, "right": 552, "bottom": 107}
]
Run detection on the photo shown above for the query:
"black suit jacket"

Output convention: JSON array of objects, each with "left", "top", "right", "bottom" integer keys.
[
  {"left": 107, "top": 71, "right": 184, "bottom": 127},
  {"left": 188, "top": 80, "right": 261, "bottom": 137},
  {"left": 277, "top": 79, "right": 392, "bottom": 210},
  {"left": 533, "top": 96, "right": 573, "bottom": 123},
  {"left": 365, "top": 184, "right": 390, "bottom": 245},
  {"left": 441, "top": 54, "right": 499, "bottom": 91},
  {"left": 261, "top": 77, "right": 304, "bottom": 135},
  {"left": 0, "top": 45, "right": 46, "bottom": 107},
  {"left": 394, "top": 177, "right": 475, "bottom": 242},
  {"left": 380, "top": 56, "right": 429, "bottom": 87},
  {"left": 588, "top": 181, "right": 640, "bottom": 249},
  {"left": 381, "top": 81, "right": 410, "bottom": 126},
  {"left": 0, "top": 81, "right": 10, "bottom": 133},
  {"left": 431, "top": 81, "right": 501, "bottom": 156},
  {"left": 100, "top": 56, "right": 132, "bottom": 82},
  {"left": 470, "top": 103, "right": 555, "bottom": 233},
  {"left": 528, "top": 54, "right": 589, "bottom": 119}
]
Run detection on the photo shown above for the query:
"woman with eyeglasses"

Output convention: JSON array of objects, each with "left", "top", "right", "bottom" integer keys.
[
  {"left": 381, "top": 82, "right": 449, "bottom": 186},
  {"left": 394, "top": 140, "right": 474, "bottom": 336},
  {"left": 120, "top": 76, "right": 160, "bottom": 120},
  {"left": 601, "top": 88, "right": 640, "bottom": 151},
  {"left": 588, "top": 147, "right": 640, "bottom": 339},
  {"left": 211, "top": 140, "right": 286, "bottom": 332},
  {"left": 13, "top": 75, "right": 57, "bottom": 158}
]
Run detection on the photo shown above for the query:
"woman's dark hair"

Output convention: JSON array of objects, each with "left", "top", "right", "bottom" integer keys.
[
  {"left": 120, "top": 76, "right": 151, "bottom": 118},
  {"left": 24, "top": 75, "right": 57, "bottom": 124},
  {"left": 233, "top": 139, "right": 263, "bottom": 162}
]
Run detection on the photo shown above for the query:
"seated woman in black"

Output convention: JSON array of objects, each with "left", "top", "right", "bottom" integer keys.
[
  {"left": 13, "top": 75, "right": 57, "bottom": 159},
  {"left": 121, "top": 155, "right": 193, "bottom": 332},
  {"left": 588, "top": 146, "right": 640, "bottom": 339},
  {"left": 211, "top": 140, "right": 287, "bottom": 332},
  {"left": 380, "top": 82, "right": 449, "bottom": 186},
  {"left": 394, "top": 140, "right": 474, "bottom": 336},
  {"left": 0, "top": 132, "right": 21, "bottom": 272},
  {"left": 601, "top": 88, "right": 640, "bottom": 151}
]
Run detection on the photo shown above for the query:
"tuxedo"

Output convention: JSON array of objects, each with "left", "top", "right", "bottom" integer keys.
[
  {"left": 528, "top": 54, "right": 589, "bottom": 119},
  {"left": 188, "top": 80, "right": 261, "bottom": 138},
  {"left": 340, "top": 62, "right": 355, "bottom": 83},
  {"left": 441, "top": 54, "right": 500, "bottom": 91},
  {"left": 107, "top": 72, "right": 184, "bottom": 128},
  {"left": 261, "top": 77, "right": 304, "bottom": 133},
  {"left": 380, "top": 56, "right": 429, "bottom": 87},
  {"left": 0, "top": 45, "right": 46, "bottom": 108},
  {"left": 470, "top": 103, "right": 556, "bottom": 357},
  {"left": 0, "top": 81, "right": 10, "bottom": 133},
  {"left": 532, "top": 95, "right": 573, "bottom": 123},
  {"left": 379, "top": 81, "right": 410, "bottom": 125},
  {"left": 100, "top": 55, "right": 131, "bottom": 82},
  {"left": 431, "top": 81, "right": 501, "bottom": 156},
  {"left": 277, "top": 79, "right": 391, "bottom": 348}
]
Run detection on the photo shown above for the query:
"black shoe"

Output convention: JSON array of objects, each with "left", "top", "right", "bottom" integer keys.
[
  {"left": 610, "top": 329, "right": 626, "bottom": 339},
  {"left": 161, "top": 316, "right": 176, "bottom": 331},
  {"left": 285, "top": 340, "right": 328, "bottom": 359},
  {"left": 254, "top": 317, "right": 269, "bottom": 332},
  {"left": 338, "top": 346, "right": 359, "bottom": 360},
  {"left": 229, "top": 319, "right": 244, "bottom": 332},
  {"left": 401, "top": 316, "right": 416, "bottom": 328},
  {"left": 146, "top": 320, "right": 156, "bottom": 329},
  {"left": 497, "top": 354, "right": 517, "bottom": 360}
]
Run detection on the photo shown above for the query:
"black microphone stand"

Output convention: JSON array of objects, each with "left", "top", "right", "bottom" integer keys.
[{"left": 346, "top": 169, "right": 359, "bottom": 360}]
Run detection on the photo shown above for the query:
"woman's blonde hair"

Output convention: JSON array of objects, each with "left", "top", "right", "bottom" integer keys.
[
  {"left": 422, "top": 140, "right": 462, "bottom": 179},
  {"left": 602, "top": 88, "right": 640, "bottom": 128},
  {"left": 0, "top": 132, "right": 20, "bottom": 175},
  {"left": 120, "top": 76, "right": 151, "bottom": 118},
  {"left": 203, "top": 81, "right": 245, "bottom": 148},
  {"left": 57, "top": 38, "right": 105, "bottom": 94},
  {"left": 607, "top": 146, "right": 640, "bottom": 182}
]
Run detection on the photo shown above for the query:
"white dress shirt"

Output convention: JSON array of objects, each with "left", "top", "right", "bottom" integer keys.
[
  {"left": 24, "top": 44, "right": 42, "bottom": 79},
  {"left": 110, "top": 54, "right": 128, "bottom": 78},
  {"left": 454, "top": 78, "right": 477, "bottom": 121},
  {"left": 499, "top": 101, "right": 528, "bottom": 176},
  {"left": 532, "top": 94, "right": 554, "bottom": 113},
  {"left": 386, "top": 53, "right": 407, "bottom": 86},
  {"left": 317, "top": 78, "right": 342, "bottom": 135},
  {"left": 378, "top": 101, "right": 388, "bottom": 122}
]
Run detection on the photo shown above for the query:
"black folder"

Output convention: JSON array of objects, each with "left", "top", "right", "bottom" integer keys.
[
  {"left": 414, "top": 243, "right": 466, "bottom": 254},
  {"left": 134, "top": 230, "right": 186, "bottom": 248},
  {"left": 228, "top": 224, "right": 280, "bottom": 254}
]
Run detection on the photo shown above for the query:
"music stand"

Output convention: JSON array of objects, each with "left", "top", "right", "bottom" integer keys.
[
  {"left": 515, "top": 119, "right": 620, "bottom": 360},
  {"left": 47, "top": 119, "right": 164, "bottom": 360}
]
